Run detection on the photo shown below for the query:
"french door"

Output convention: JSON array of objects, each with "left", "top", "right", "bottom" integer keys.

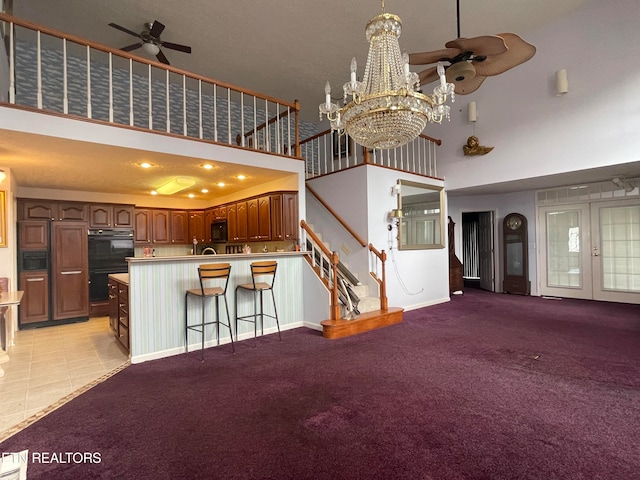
[{"left": 538, "top": 199, "right": 640, "bottom": 303}]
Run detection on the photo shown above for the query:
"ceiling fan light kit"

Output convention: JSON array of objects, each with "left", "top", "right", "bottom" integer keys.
[
  {"left": 556, "top": 69, "right": 568, "bottom": 95},
  {"left": 468, "top": 101, "right": 477, "bottom": 122},
  {"left": 319, "top": 2, "right": 455, "bottom": 150}
]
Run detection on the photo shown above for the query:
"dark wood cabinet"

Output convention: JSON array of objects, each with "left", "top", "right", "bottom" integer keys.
[
  {"left": 135, "top": 209, "right": 171, "bottom": 244},
  {"left": 152, "top": 210, "right": 171, "bottom": 244},
  {"left": 21, "top": 200, "right": 56, "bottom": 221},
  {"left": 19, "top": 271, "right": 49, "bottom": 324},
  {"left": 247, "top": 197, "right": 271, "bottom": 241},
  {"left": 108, "top": 276, "right": 129, "bottom": 351},
  {"left": 58, "top": 202, "right": 87, "bottom": 221},
  {"left": 227, "top": 203, "right": 238, "bottom": 242},
  {"left": 171, "top": 210, "right": 189, "bottom": 244},
  {"left": 271, "top": 192, "right": 298, "bottom": 241},
  {"left": 188, "top": 211, "right": 205, "bottom": 243},
  {"left": 134, "top": 209, "right": 152, "bottom": 244},
  {"left": 227, "top": 202, "right": 248, "bottom": 243},
  {"left": 90, "top": 204, "right": 134, "bottom": 228},
  {"left": 52, "top": 222, "right": 89, "bottom": 320},
  {"left": 19, "top": 221, "right": 48, "bottom": 250}
]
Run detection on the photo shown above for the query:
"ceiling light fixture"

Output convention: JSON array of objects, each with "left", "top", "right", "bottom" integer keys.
[
  {"left": 217, "top": 182, "right": 225, "bottom": 187},
  {"left": 201, "top": 164, "right": 214, "bottom": 170},
  {"left": 141, "top": 42, "right": 160, "bottom": 56},
  {"left": 139, "top": 162, "right": 153, "bottom": 169},
  {"left": 319, "top": 0, "right": 455, "bottom": 150},
  {"left": 201, "top": 188, "right": 209, "bottom": 193},
  {"left": 237, "top": 174, "right": 246, "bottom": 180},
  {"left": 0, "top": 169, "right": 5, "bottom": 184},
  {"left": 155, "top": 176, "right": 195, "bottom": 195}
]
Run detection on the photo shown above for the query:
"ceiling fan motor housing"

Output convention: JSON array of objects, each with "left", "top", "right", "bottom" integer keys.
[{"left": 446, "top": 61, "right": 476, "bottom": 83}]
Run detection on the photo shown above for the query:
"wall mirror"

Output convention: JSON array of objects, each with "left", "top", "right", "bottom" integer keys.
[{"left": 396, "top": 180, "right": 445, "bottom": 250}]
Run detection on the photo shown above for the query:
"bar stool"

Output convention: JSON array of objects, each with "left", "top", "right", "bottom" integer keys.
[
  {"left": 235, "top": 261, "right": 281, "bottom": 346},
  {"left": 185, "top": 263, "right": 234, "bottom": 361}
]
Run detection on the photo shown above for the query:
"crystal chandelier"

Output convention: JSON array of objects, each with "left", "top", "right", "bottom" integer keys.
[{"left": 319, "top": 2, "right": 455, "bottom": 150}]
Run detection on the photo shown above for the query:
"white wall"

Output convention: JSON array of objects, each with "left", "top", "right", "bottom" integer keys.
[
  {"left": 435, "top": 0, "right": 640, "bottom": 191},
  {"left": 306, "top": 166, "right": 449, "bottom": 311}
]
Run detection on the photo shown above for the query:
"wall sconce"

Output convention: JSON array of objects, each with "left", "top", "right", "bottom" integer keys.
[
  {"left": 0, "top": 169, "right": 5, "bottom": 184},
  {"left": 612, "top": 177, "right": 634, "bottom": 193},
  {"left": 391, "top": 184, "right": 401, "bottom": 196},
  {"left": 468, "top": 101, "right": 477, "bottom": 122},
  {"left": 155, "top": 176, "right": 195, "bottom": 195},
  {"left": 556, "top": 69, "right": 568, "bottom": 95},
  {"left": 390, "top": 208, "right": 403, "bottom": 225}
]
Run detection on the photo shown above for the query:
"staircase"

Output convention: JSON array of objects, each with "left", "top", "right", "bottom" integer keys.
[{"left": 301, "top": 220, "right": 403, "bottom": 339}]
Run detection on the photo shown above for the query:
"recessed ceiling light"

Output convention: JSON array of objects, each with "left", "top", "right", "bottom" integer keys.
[
  {"left": 139, "top": 162, "right": 153, "bottom": 169},
  {"left": 201, "top": 164, "right": 214, "bottom": 170},
  {"left": 150, "top": 190, "right": 158, "bottom": 195},
  {"left": 201, "top": 188, "right": 209, "bottom": 193},
  {"left": 237, "top": 174, "right": 246, "bottom": 180},
  {"left": 217, "top": 182, "right": 225, "bottom": 187},
  {"left": 188, "top": 193, "right": 195, "bottom": 198}
]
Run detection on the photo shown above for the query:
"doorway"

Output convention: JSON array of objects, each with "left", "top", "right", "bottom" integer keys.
[
  {"left": 537, "top": 198, "right": 640, "bottom": 303},
  {"left": 462, "top": 211, "right": 495, "bottom": 291}
]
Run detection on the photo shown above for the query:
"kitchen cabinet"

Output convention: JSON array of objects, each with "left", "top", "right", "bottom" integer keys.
[
  {"left": 19, "top": 271, "right": 49, "bottom": 325},
  {"left": 90, "top": 204, "right": 134, "bottom": 229},
  {"left": 108, "top": 276, "right": 129, "bottom": 351},
  {"left": 271, "top": 192, "right": 298, "bottom": 241},
  {"left": 20, "top": 200, "right": 87, "bottom": 221},
  {"left": 227, "top": 201, "right": 247, "bottom": 242},
  {"left": 171, "top": 210, "right": 189, "bottom": 244},
  {"left": 188, "top": 211, "right": 206, "bottom": 243},
  {"left": 19, "top": 220, "right": 48, "bottom": 250},
  {"left": 52, "top": 222, "right": 89, "bottom": 321},
  {"left": 134, "top": 209, "right": 171, "bottom": 244},
  {"left": 248, "top": 196, "right": 271, "bottom": 241}
]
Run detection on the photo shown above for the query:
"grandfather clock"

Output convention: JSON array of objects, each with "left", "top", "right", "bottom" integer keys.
[{"left": 502, "top": 213, "right": 530, "bottom": 295}]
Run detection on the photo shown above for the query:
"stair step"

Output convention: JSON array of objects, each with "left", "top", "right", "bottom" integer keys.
[
  {"left": 351, "top": 284, "right": 369, "bottom": 297},
  {"left": 321, "top": 307, "right": 404, "bottom": 339},
  {"left": 358, "top": 296, "right": 380, "bottom": 313}
]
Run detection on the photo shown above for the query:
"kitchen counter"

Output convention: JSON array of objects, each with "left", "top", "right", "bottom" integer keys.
[
  {"left": 126, "top": 251, "right": 309, "bottom": 363},
  {"left": 108, "top": 273, "right": 129, "bottom": 284}
]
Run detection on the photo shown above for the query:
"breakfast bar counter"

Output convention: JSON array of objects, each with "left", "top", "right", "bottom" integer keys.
[{"left": 126, "top": 252, "right": 307, "bottom": 363}]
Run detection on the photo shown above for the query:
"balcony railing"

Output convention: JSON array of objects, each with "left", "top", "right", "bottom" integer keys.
[
  {"left": 0, "top": 13, "right": 301, "bottom": 157},
  {"left": 300, "top": 129, "right": 442, "bottom": 179}
]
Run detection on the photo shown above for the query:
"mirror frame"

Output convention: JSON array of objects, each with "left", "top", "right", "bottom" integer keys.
[{"left": 397, "top": 180, "right": 445, "bottom": 250}]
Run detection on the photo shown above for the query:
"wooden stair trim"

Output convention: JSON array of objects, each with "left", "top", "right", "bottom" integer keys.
[{"left": 320, "top": 307, "right": 404, "bottom": 339}]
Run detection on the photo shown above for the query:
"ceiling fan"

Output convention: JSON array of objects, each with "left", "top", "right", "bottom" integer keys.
[
  {"left": 408, "top": 0, "right": 536, "bottom": 95},
  {"left": 108, "top": 20, "right": 192, "bottom": 65}
]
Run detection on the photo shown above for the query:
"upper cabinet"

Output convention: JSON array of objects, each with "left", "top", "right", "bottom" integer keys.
[
  {"left": 188, "top": 211, "right": 206, "bottom": 243},
  {"left": 170, "top": 211, "right": 189, "bottom": 244},
  {"left": 20, "top": 200, "right": 86, "bottom": 222},
  {"left": 271, "top": 192, "right": 298, "bottom": 241},
  {"left": 89, "top": 204, "right": 134, "bottom": 229}
]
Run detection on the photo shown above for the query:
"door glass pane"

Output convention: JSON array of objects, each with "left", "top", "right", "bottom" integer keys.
[
  {"left": 546, "top": 210, "right": 582, "bottom": 288},
  {"left": 600, "top": 205, "right": 640, "bottom": 292}
]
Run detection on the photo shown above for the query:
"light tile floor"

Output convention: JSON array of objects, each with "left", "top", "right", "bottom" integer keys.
[{"left": 0, "top": 317, "right": 129, "bottom": 441}]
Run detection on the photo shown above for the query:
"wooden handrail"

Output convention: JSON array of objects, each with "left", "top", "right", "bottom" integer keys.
[
  {"left": 300, "top": 220, "right": 340, "bottom": 321},
  {"left": 0, "top": 13, "right": 298, "bottom": 108},
  {"left": 368, "top": 243, "right": 388, "bottom": 311},
  {"left": 306, "top": 184, "right": 367, "bottom": 248}
]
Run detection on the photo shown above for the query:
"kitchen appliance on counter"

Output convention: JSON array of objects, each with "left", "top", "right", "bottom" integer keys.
[{"left": 88, "top": 229, "right": 134, "bottom": 316}]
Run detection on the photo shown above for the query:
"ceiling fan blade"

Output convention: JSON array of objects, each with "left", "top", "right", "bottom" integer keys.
[
  {"left": 409, "top": 48, "right": 460, "bottom": 66},
  {"left": 473, "top": 33, "right": 536, "bottom": 76},
  {"left": 149, "top": 20, "right": 165, "bottom": 38},
  {"left": 120, "top": 42, "right": 144, "bottom": 52},
  {"left": 417, "top": 66, "right": 439, "bottom": 86},
  {"left": 161, "top": 41, "right": 192, "bottom": 54},
  {"left": 453, "top": 74, "right": 487, "bottom": 95},
  {"left": 156, "top": 49, "right": 170, "bottom": 65},
  {"left": 108, "top": 22, "right": 143, "bottom": 39},
  {"left": 445, "top": 35, "right": 507, "bottom": 57}
]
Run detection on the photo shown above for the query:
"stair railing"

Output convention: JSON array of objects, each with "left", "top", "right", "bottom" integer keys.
[
  {"left": 368, "top": 243, "right": 388, "bottom": 311},
  {"left": 300, "top": 220, "right": 340, "bottom": 321}
]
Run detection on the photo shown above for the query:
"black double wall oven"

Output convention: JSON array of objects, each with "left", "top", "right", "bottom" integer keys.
[{"left": 88, "top": 229, "right": 134, "bottom": 306}]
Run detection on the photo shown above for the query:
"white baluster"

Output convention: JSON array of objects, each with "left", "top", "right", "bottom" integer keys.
[
  {"left": 86, "top": 46, "right": 92, "bottom": 118},
  {"left": 108, "top": 53, "right": 113, "bottom": 123},
  {"left": 62, "top": 39, "right": 68, "bottom": 114},
  {"left": 129, "top": 59, "right": 134, "bottom": 126},
  {"left": 36, "top": 31, "right": 42, "bottom": 109}
]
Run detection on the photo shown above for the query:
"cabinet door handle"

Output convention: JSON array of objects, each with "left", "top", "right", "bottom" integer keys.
[
  {"left": 61, "top": 270, "right": 82, "bottom": 275},
  {"left": 26, "top": 277, "right": 45, "bottom": 282}
]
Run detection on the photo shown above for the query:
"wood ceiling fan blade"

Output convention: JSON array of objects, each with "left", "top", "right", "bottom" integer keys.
[
  {"left": 108, "top": 23, "right": 142, "bottom": 39},
  {"left": 473, "top": 33, "right": 536, "bottom": 76},
  {"left": 446, "top": 35, "right": 507, "bottom": 57},
  {"left": 120, "top": 42, "right": 144, "bottom": 52},
  {"left": 149, "top": 20, "right": 165, "bottom": 38},
  {"left": 156, "top": 49, "right": 170, "bottom": 65},
  {"left": 417, "top": 66, "right": 439, "bottom": 86},
  {"left": 161, "top": 42, "right": 192, "bottom": 54},
  {"left": 452, "top": 74, "right": 487, "bottom": 95},
  {"left": 409, "top": 48, "right": 460, "bottom": 66}
]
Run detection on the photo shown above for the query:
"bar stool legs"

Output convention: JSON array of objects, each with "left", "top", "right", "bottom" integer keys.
[
  {"left": 235, "top": 261, "right": 281, "bottom": 347},
  {"left": 185, "top": 263, "right": 234, "bottom": 361}
]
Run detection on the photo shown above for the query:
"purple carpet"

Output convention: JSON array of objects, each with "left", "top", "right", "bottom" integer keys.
[{"left": 2, "top": 289, "right": 639, "bottom": 479}]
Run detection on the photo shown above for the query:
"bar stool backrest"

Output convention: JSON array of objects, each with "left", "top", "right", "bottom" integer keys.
[
  {"left": 250, "top": 261, "right": 277, "bottom": 289},
  {"left": 198, "top": 263, "right": 232, "bottom": 294}
]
